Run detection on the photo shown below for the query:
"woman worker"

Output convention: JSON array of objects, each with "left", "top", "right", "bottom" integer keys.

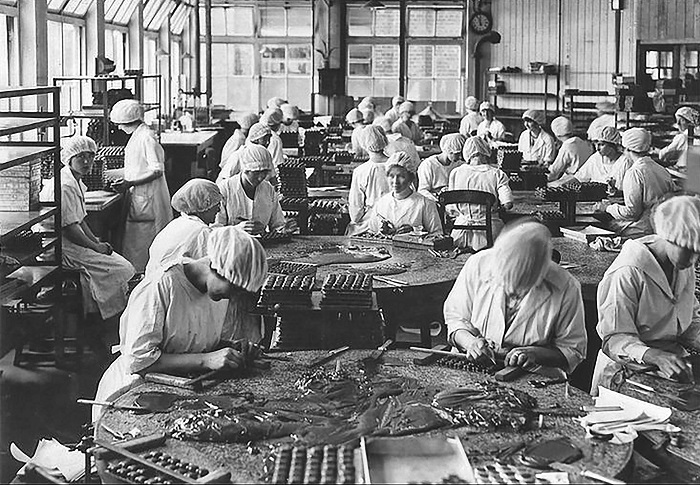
[
  {"left": 217, "top": 122, "right": 272, "bottom": 183},
  {"left": 598, "top": 128, "right": 677, "bottom": 238},
  {"left": 261, "top": 107, "right": 285, "bottom": 184},
  {"left": 217, "top": 144, "right": 285, "bottom": 235},
  {"left": 366, "top": 152, "right": 442, "bottom": 237},
  {"left": 476, "top": 101, "right": 507, "bottom": 147},
  {"left": 346, "top": 108, "right": 368, "bottom": 159},
  {"left": 280, "top": 103, "right": 300, "bottom": 133},
  {"left": 518, "top": 109, "right": 556, "bottom": 167},
  {"left": 43, "top": 136, "right": 135, "bottom": 356},
  {"left": 391, "top": 102, "right": 423, "bottom": 144},
  {"left": 417, "top": 133, "right": 466, "bottom": 202},
  {"left": 444, "top": 220, "right": 587, "bottom": 372},
  {"left": 592, "top": 195, "right": 700, "bottom": 393},
  {"left": 586, "top": 101, "right": 616, "bottom": 142},
  {"left": 656, "top": 106, "right": 700, "bottom": 168},
  {"left": 547, "top": 116, "right": 593, "bottom": 183},
  {"left": 570, "top": 126, "right": 633, "bottom": 191},
  {"left": 347, "top": 126, "right": 391, "bottom": 232},
  {"left": 221, "top": 112, "right": 259, "bottom": 167},
  {"left": 384, "top": 95, "right": 406, "bottom": 125},
  {"left": 459, "top": 96, "right": 483, "bottom": 137},
  {"left": 448, "top": 136, "right": 513, "bottom": 251},
  {"left": 94, "top": 227, "right": 267, "bottom": 419},
  {"left": 145, "top": 179, "right": 221, "bottom": 278},
  {"left": 110, "top": 99, "right": 173, "bottom": 272}
]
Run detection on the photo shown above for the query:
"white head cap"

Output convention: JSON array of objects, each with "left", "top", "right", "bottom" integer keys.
[
  {"left": 398, "top": 101, "right": 415, "bottom": 114},
  {"left": 171, "top": 178, "right": 222, "bottom": 214},
  {"left": 110, "top": 99, "right": 144, "bottom": 124},
  {"left": 621, "top": 128, "right": 652, "bottom": 153},
  {"left": 207, "top": 227, "right": 268, "bottom": 292},
  {"left": 386, "top": 151, "right": 419, "bottom": 173},
  {"left": 237, "top": 112, "right": 259, "bottom": 130},
  {"left": 462, "top": 136, "right": 491, "bottom": 163},
  {"left": 551, "top": 116, "right": 574, "bottom": 137},
  {"left": 653, "top": 195, "right": 700, "bottom": 253},
  {"left": 261, "top": 107, "right": 284, "bottom": 127},
  {"left": 280, "top": 104, "right": 300, "bottom": 122},
  {"left": 247, "top": 122, "right": 272, "bottom": 143},
  {"left": 61, "top": 135, "right": 97, "bottom": 166},
  {"left": 361, "top": 125, "right": 389, "bottom": 152},
  {"left": 392, "top": 95, "right": 405, "bottom": 107},
  {"left": 267, "top": 97, "right": 287, "bottom": 109},
  {"left": 439, "top": 133, "right": 467, "bottom": 155},
  {"left": 595, "top": 126, "right": 622, "bottom": 145},
  {"left": 465, "top": 96, "right": 480, "bottom": 111},
  {"left": 240, "top": 144, "right": 274, "bottom": 172}
]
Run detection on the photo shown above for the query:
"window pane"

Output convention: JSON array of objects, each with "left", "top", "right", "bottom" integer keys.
[
  {"left": 686, "top": 50, "right": 699, "bottom": 67},
  {"left": 436, "top": 10, "right": 462, "bottom": 37},
  {"left": 226, "top": 7, "right": 254, "bottom": 36},
  {"left": 373, "top": 44, "right": 399, "bottom": 77},
  {"left": 348, "top": 7, "right": 372, "bottom": 36},
  {"left": 261, "top": 78, "right": 286, "bottom": 107},
  {"left": 407, "top": 79, "right": 432, "bottom": 101},
  {"left": 434, "top": 45, "right": 460, "bottom": 77},
  {"left": 288, "top": 45, "right": 311, "bottom": 75},
  {"left": 211, "top": 7, "right": 227, "bottom": 35},
  {"left": 261, "top": 45, "right": 286, "bottom": 75},
  {"left": 260, "top": 7, "right": 286, "bottom": 36},
  {"left": 48, "top": 0, "right": 67, "bottom": 12},
  {"left": 228, "top": 77, "right": 254, "bottom": 112},
  {"left": 372, "top": 78, "right": 399, "bottom": 97},
  {"left": 660, "top": 51, "right": 673, "bottom": 68},
  {"left": 47, "top": 21, "right": 63, "bottom": 83},
  {"left": 211, "top": 44, "right": 229, "bottom": 77},
  {"left": 408, "top": 45, "right": 433, "bottom": 77},
  {"left": 228, "top": 44, "right": 253, "bottom": 76},
  {"left": 347, "top": 78, "right": 372, "bottom": 98},
  {"left": 409, "top": 9, "right": 436, "bottom": 37},
  {"left": 211, "top": 76, "right": 228, "bottom": 106},
  {"left": 375, "top": 9, "right": 400, "bottom": 37},
  {"left": 434, "top": 78, "right": 460, "bottom": 102},
  {"left": 348, "top": 45, "right": 372, "bottom": 77},
  {"left": 287, "top": 77, "right": 311, "bottom": 110},
  {"left": 646, "top": 51, "right": 658, "bottom": 68},
  {"left": 288, "top": 7, "right": 311, "bottom": 37}
]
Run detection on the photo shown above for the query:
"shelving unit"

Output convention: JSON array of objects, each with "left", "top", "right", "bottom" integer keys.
[
  {"left": 0, "top": 86, "right": 62, "bottom": 306},
  {"left": 53, "top": 74, "right": 161, "bottom": 145},
  {"left": 488, "top": 71, "right": 560, "bottom": 119},
  {"left": 563, "top": 89, "right": 615, "bottom": 134}
]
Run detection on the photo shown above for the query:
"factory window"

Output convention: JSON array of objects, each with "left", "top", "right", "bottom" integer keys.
[
  {"left": 0, "top": 13, "right": 19, "bottom": 111},
  {"left": 105, "top": 28, "right": 129, "bottom": 73},
  {"left": 48, "top": 20, "right": 84, "bottom": 110},
  {"left": 105, "top": 0, "right": 139, "bottom": 25},
  {"left": 644, "top": 49, "right": 674, "bottom": 80},
  {"left": 685, "top": 48, "right": 699, "bottom": 78},
  {"left": 347, "top": 6, "right": 399, "bottom": 37}
]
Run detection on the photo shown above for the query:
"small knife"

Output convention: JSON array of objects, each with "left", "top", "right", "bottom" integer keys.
[
  {"left": 549, "top": 462, "right": 626, "bottom": 485},
  {"left": 308, "top": 346, "right": 350, "bottom": 368},
  {"left": 364, "top": 339, "right": 393, "bottom": 364}
]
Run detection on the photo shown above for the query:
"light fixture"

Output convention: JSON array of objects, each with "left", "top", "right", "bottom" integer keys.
[
  {"left": 363, "top": 0, "right": 386, "bottom": 10},
  {"left": 610, "top": 0, "right": 624, "bottom": 10},
  {"left": 156, "top": 47, "right": 170, "bottom": 57}
]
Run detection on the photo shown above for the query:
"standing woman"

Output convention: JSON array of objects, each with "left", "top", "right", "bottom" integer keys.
[
  {"left": 110, "top": 99, "right": 173, "bottom": 272},
  {"left": 476, "top": 102, "right": 506, "bottom": 146},
  {"left": 459, "top": 96, "right": 483, "bottom": 137},
  {"left": 346, "top": 108, "right": 368, "bottom": 159},
  {"left": 391, "top": 102, "right": 423, "bottom": 144},
  {"left": 518, "top": 109, "right": 556, "bottom": 167},
  {"left": 261, "top": 107, "right": 284, "bottom": 185},
  {"left": 547, "top": 116, "right": 593, "bottom": 183},
  {"left": 221, "top": 112, "right": 259, "bottom": 166},
  {"left": 417, "top": 133, "right": 466, "bottom": 202},
  {"left": 217, "top": 122, "right": 272, "bottom": 183}
]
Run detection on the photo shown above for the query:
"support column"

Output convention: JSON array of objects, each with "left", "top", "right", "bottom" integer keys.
[
  {"left": 158, "top": 22, "right": 171, "bottom": 118},
  {"left": 312, "top": 0, "right": 343, "bottom": 115},
  {"left": 86, "top": 0, "right": 105, "bottom": 75},
  {"left": 128, "top": 0, "right": 144, "bottom": 70},
  {"left": 18, "top": 0, "right": 48, "bottom": 95}
]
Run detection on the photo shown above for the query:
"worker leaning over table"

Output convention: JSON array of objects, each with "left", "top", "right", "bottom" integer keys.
[
  {"left": 417, "top": 133, "right": 467, "bottom": 202},
  {"left": 145, "top": 179, "right": 221, "bottom": 278},
  {"left": 109, "top": 99, "right": 173, "bottom": 272},
  {"left": 346, "top": 108, "right": 368, "bottom": 159},
  {"left": 655, "top": 106, "right": 700, "bottom": 168},
  {"left": 518, "top": 109, "right": 556, "bottom": 167},
  {"left": 93, "top": 227, "right": 267, "bottom": 420},
  {"left": 592, "top": 195, "right": 700, "bottom": 395},
  {"left": 570, "top": 126, "right": 633, "bottom": 191},
  {"left": 40, "top": 136, "right": 135, "bottom": 357},
  {"left": 391, "top": 101, "right": 423, "bottom": 144},
  {"left": 547, "top": 116, "right": 593, "bottom": 183},
  {"left": 444, "top": 220, "right": 587, "bottom": 373},
  {"left": 384, "top": 95, "right": 405, "bottom": 125},
  {"left": 220, "top": 112, "right": 259, "bottom": 167},
  {"left": 217, "top": 122, "right": 272, "bottom": 183},
  {"left": 586, "top": 100, "right": 617, "bottom": 143},
  {"left": 459, "top": 96, "right": 483, "bottom": 137},
  {"left": 217, "top": 144, "right": 286, "bottom": 235}
]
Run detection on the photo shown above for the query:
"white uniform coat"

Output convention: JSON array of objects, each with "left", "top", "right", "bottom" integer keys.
[
  {"left": 417, "top": 155, "right": 465, "bottom": 202},
  {"left": 548, "top": 137, "right": 594, "bottom": 181},
  {"left": 122, "top": 123, "right": 173, "bottom": 272},
  {"left": 518, "top": 129, "right": 556, "bottom": 165},
  {"left": 592, "top": 236, "right": 700, "bottom": 394},
  {"left": 586, "top": 114, "right": 616, "bottom": 141},
  {"left": 384, "top": 107, "right": 400, "bottom": 125},
  {"left": 94, "top": 264, "right": 228, "bottom": 419},
  {"left": 348, "top": 160, "right": 390, "bottom": 225},
  {"left": 220, "top": 130, "right": 246, "bottom": 168},
  {"left": 367, "top": 191, "right": 442, "bottom": 236},
  {"left": 575, "top": 152, "right": 633, "bottom": 188},
  {"left": 659, "top": 132, "right": 698, "bottom": 168},
  {"left": 351, "top": 126, "right": 368, "bottom": 159},
  {"left": 268, "top": 131, "right": 285, "bottom": 176},
  {"left": 476, "top": 118, "right": 507, "bottom": 144},
  {"left": 392, "top": 120, "right": 423, "bottom": 144},
  {"left": 605, "top": 157, "right": 676, "bottom": 238},
  {"left": 444, "top": 251, "right": 587, "bottom": 373},
  {"left": 145, "top": 215, "right": 211, "bottom": 278},
  {"left": 459, "top": 111, "right": 483, "bottom": 137},
  {"left": 47, "top": 166, "right": 135, "bottom": 319},
  {"left": 447, "top": 164, "right": 513, "bottom": 250},
  {"left": 217, "top": 174, "right": 285, "bottom": 231}
]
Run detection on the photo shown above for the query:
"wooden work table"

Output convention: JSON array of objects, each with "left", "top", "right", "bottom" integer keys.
[
  {"left": 96, "top": 350, "right": 633, "bottom": 483},
  {"left": 85, "top": 191, "right": 123, "bottom": 246}
]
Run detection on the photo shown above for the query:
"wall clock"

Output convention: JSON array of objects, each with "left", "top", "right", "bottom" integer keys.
[{"left": 469, "top": 11, "right": 493, "bottom": 35}]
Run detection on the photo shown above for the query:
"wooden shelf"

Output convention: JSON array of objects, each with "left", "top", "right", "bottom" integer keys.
[
  {"left": 0, "top": 146, "right": 57, "bottom": 170},
  {"left": 0, "top": 86, "right": 59, "bottom": 99},
  {"left": 1, "top": 265, "right": 59, "bottom": 305},
  {"left": 0, "top": 117, "right": 56, "bottom": 137},
  {"left": 0, "top": 207, "right": 58, "bottom": 242},
  {"left": 499, "top": 92, "right": 559, "bottom": 98},
  {"left": 1, "top": 237, "right": 58, "bottom": 265},
  {"left": 490, "top": 71, "right": 557, "bottom": 76}
]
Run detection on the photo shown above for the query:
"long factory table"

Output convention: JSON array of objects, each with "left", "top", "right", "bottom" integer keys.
[{"left": 96, "top": 350, "right": 633, "bottom": 483}]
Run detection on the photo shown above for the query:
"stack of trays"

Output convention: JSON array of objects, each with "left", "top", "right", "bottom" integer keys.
[
  {"left": 258, "top": 274, "right": 314, "bottom": 307},
  {"left": 310, "top": 199, "right": 346, "bottom": 214},
  {"left": 268, "top": 261, "right": 318, "bottom": 277},
  {"left": 95, "top": 146, "right": 125, "bottom": 169},
  {"left": 321, "top": 273, "right": 373, "bottom": 308},
  {"left": 495, "top": 144, "right": 521, "bottom": 171},
  {"left": 349, "top": 232, "right": 393, "bottom": 246},
  {"left": 535, "top": 186, "right": 577, "bottom": 202},
  {"left": 81, "top": 159, "right": 105, "bottom": 191},
  {"left": 278, "top": 160, "right": 308, "bottom": 198},
  {"left": 569, "top": 181, "right": 608, "bottom": 201},
  {"left": 259, "top": 232, "right": 293, "bottom": 245},
  {"left": 530, "top": 210, "right": 566, "bottom": 222},
  {"left": 271, "top": 444, "right": 356, "bottom": 485},
  {"left": 332, "top": 151, "right": 354, "bottom": 164}
]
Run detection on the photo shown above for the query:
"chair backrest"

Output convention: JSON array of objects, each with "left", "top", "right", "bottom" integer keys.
[{"left": 438, "top": 190, "right": 497, "bottom": 248}]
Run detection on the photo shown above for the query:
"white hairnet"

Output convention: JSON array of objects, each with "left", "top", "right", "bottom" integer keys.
[
  {"left": 261, "top": 107, "right": 283, "bottom": 127},
  {"left": 358, "top": 96, "right": 376, "bottom": 111},
  {"left": 439, "top": 133, "right": 467, "bottom": 154},
  {"left": 237, "top": 112, "right": 259, "bottom": 130},
  {"left": 551, "top": 116, "right": 574, "bottom": 137},
  {"left": 621, "top": 128, "right": 651, "bottom": 153},
  {"left": 654, "top": 195, "right": 700, "bottom": 253},
  {"left": 360, "top": 107, "right": 375, "bottom": 124},
  {"left": 386, "top": 151, "right": 419, "bottom": 173},
  {"left": 490, "top": 221, "right": 552, "bottom": 295},
  {"left": 110, "top": 99, "right": 143, "bottom": 124},
  {"left": 479, "top": 101, "right": 495, "bottom": 113},
  {"left": 386, "top": 137, "right": 421, "bottom": 169},
  {"left": 391, "top": 120, "right": 413, "bottom": 139},
  {"left": 240, "top": 144, "right": 274, "bottom": 172},
  {"left": 676, "top": 107, "right": 700, "bottom": 126},
  {"left": 171, "top": 178, "right": 222, "bottom": 214},
  {"left": 462, "top": 136, "right": 491, "bottom": 162},
  {"left": 398, "top": 101, "right": 415, "bottom": 114},
  {"left": 465, "top": 96, "right": 480, "bottom": 111},
  {"left": 596, "top": 101, "right": 616, "bottom": 113},
  {"left": 362, "top": 125, "right": 388, "bottom": 152},
  {"left": 346, "top": 108, "right": 363, "bottom": 124},
  {"left": 280, "top": 103, "right": 300, "bottom": 122},
  {"left": 392, "top": 95, "right": 405, "bottom": 107},
  {"left": 61, "top": 135, "right": 97, "bottom": 166},
  {"left": 267, "top": 97, "right": 287, "bottom": 109},
  {"left": 207, "top": 227, "right": 268, "bottom": 292},
  {"left": 247, "top": 122, "right": 272, "bottom": 143},
  {"left": 596, "top": 126, "right": 622, "bottom": 145},
  {"left": 373, "top": 115, "right": 393, "bottom": 134},
  {"left": 522, "top": 109, "right": 546, "bottom": 127}
]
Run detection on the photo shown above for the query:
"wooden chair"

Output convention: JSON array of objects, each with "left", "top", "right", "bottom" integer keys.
[{"left": 438, "top": 190, "right": 497, "bottom": 249}]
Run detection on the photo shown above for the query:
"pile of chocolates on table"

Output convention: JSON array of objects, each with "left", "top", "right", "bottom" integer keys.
[
  {"left": 258, "top": 274, "right": 315, "bottom": 307},
  {"left": 536, "top": 182, "right": 607, "bottom": 202},
  {"left": 277, "top": 161, "right": 308, "bottom": 198},
  {"left": 268, "top": 261, "right": 318, "bottom": 277},
  {"left": 270, "top": 444, "right": 356, "bottom": 484},
  {"left": 320, "top": 273, "right": 373, "bottom": 308}
]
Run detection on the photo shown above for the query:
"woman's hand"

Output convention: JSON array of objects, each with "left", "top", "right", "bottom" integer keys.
[
  {"left": 505, "top": 347, "right": 540, "bottom": 369},
  {"left": 456, "top": 336, "right": 490, "bottom": 361},
  {"left": 380, "top": 220, "right": 396, "bottom": 235},
  {"left": 643, "top": 349, "right": 689, "bottom": 380},
  {"left": 203, "top": 347, "right": 244, "bottom": 371},
  {"left": 94, "top": 242, "right": 113, "bottom": 255},
  {"left": 110, "top": 178, "right": 132, "bottom": 193},
  {"left": 236, "top": 220, "right": 265, "bottom": 235},
  {"left": 395, "top": 224, "right": 414, "bottom": 235}
]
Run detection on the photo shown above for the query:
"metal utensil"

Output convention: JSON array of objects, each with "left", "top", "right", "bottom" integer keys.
[
  {"left": 549, "top": 462, "right": 626, "bottom": 485},
  {"left": 308, "top": 345, "right": 351, "bottom": 368},
  {"left": 77, "top": 399, "right": 146, "bottom": 413}
]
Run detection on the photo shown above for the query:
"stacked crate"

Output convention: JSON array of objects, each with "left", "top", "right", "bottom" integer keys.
[{"left": 0, "top": 158, "right": 42, "bottom": 211}]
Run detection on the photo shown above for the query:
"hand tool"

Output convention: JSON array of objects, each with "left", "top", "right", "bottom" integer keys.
[
  {"left": 307, "top": 345, "right": 350, "bottom": 368},
  {"left": 362, "top": 339, "right": 393, "bottom": 366},
  {"left": 77, "top": 398, "right": 146, "bottom": 413},
  {"left": 144, "top": 372, "right": 192, "bottom": 388}
]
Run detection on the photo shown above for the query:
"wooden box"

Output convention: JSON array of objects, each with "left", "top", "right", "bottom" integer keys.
[{"left": 0, "top": 159, "right": 42, "bottom": 211}]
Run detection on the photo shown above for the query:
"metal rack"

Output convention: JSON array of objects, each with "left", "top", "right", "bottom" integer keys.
[{"left": 488, "top": 71, "right": 560, "bottom": 119}]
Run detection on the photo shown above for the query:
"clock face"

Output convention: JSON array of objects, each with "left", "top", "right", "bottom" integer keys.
[{"left": 469, "top": 12, "right": 493, "bottom": 34}]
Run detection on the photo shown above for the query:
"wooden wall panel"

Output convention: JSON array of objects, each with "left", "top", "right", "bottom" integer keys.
[{"left": 638, "top": 0, "right": 700, "bottom": 42}]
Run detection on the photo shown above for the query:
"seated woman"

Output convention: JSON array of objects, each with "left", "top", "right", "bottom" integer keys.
[
  {"left": 217, "top": 122, "right": 272, "bottom": 183},
  {"left": 145, "top": 179, "right": 221, "bottom": 278},
  {"left": 279, "top": 103, "right": 300, "bottom": 133},
  {"left": 345, "top": 108, "right": 368, "bottom": 159},
  {"left": 366, "top": 152, "right": 442, "bottom": 237},
  {"left": 44, "top": 136, "right": 135, "bottom": 357},
  {"left": 444, "top": 220, "right": 587, "bottom": 373},
  {"left": 384, "top": 95, "right": 405, "bottom": 125},
  {"left": 418, "top": 133, "right": 466, "bottom": 202},
  {"left": 592, "top": 195, "right": 700, "bottom": 394},
  {"left": 221, "top": 112, "right": 259, "bottom": 167},
  {"left": 586, "top": 101, "right": 616, "bottom": 143},
  {"left": 448, "top": 137, "right": 514, "bottom": 251},
  {"left": 569, "top": 126, "right": 633, "bottom": 191},
  {"left": 656, "top": 107, "right": 700, "bottom": 168},
  {"left": 348, "top": 126, "right": 391, "bottom": 232},
  {"left": 459, "top": 96, "right": 483, "bottom": 137},
  {"left": 476, "top": 102, "right": 507, "bottom": 147},
  {"left": 598, "top": 128, "right": 677, "bottom": 238},
  {"left": 518, "top": 109, "right": 556, "bottom": 167},
  {"left": 94, "top": 227, "right": 267, "bottom": 419},
  {"left": 547, "top": 116, "right": 593, "bottom": 183},
  {"left": 217, "top": 144, "right": 285, "bottom": 235},
  {"left": 385, "top": 134, "right": 422, "bottom": 177},
  {"left": 391, "top": 102, "right": 423, "bottom": 144}
]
